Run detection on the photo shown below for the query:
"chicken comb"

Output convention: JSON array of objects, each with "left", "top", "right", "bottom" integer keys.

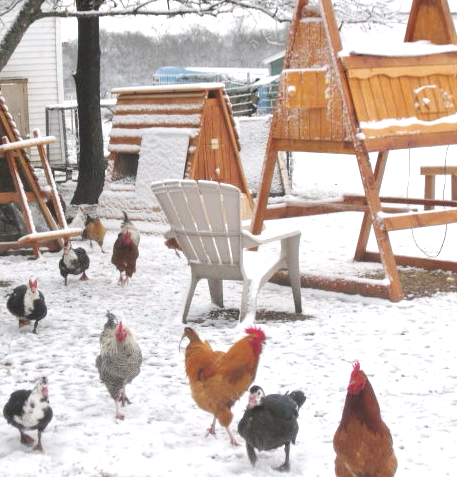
[
  {"left": 245, "top": 326, "right": 266, "bottom": 341},
  {"left": 350, "top": 361, "right": 361, "bottom": 377}
]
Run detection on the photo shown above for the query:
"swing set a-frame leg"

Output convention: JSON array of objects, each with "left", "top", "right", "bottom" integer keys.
[
  {"left": 354, "top": 150, "right": 389, "bottom": 262},
  {"left": 354, "top": 149, "right": 404, "bottom": 301}
]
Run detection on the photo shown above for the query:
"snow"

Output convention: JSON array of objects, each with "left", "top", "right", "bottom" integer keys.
[
  {"left": 4, "top": 18, "right": 457, "bottom": 475},
  {"left": 236, "top": 116, "right": 285, "bottom": 195},
  {"left": 2, "top": 141, "right": 457, "bottom": 476},
  {"left": 341, "top": 40, "right": 457, "bottom": 57},
  {"left": 111, "top": 83, "right": 226, "bottom": 94}
]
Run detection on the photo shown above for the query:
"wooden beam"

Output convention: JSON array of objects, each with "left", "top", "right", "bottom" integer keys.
[
  {"left": 0, "top": 135, "right": 55, "bottom": 152},
  {"left": 270, "top": 270, "right": 392, "bottom": 301},
  {"left": 362, "top": 251, "right": 457, "bottom": 273},
  {"left": 344, "top": 194, "right": 457, "bottom": 208},
  {"left": 17, "top": 228, "right": 83, "bottom": 245},
  {"left": 381, "top": 208, "right": 457, "bottom": 231}
]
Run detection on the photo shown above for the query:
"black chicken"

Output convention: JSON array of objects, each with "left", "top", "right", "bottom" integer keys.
[
  {"left": 7, "top": 277, "right": 47, "bottom": 333},
  {"left": 59, "top": 241, "right": 90, "bottom": 285},
  {"left": 238, "top": 385, "right": 306, "bottom": 472},
  {"left": 3, "top": 377, "right": 53, "bottom": 452}
]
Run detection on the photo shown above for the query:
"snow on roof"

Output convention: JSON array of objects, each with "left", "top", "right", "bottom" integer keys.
[
  {"left": 341, "top": 40, "right": 457, "bottom": 57},
  {"left": 111, "top": 83, "right": 226, "bottom": 95}
]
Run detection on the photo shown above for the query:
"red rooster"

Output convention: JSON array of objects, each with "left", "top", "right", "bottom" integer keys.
[
  {"left": 111, "top": 229, "right": 139, "bottom": 285},
  {"left": 333, "top": 361, "right": 398, "bottom": 477},
  {"left": 180, "top": 326, "right": 266, "bottom": 445}
]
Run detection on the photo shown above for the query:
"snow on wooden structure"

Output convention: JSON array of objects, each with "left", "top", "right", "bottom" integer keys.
[
  {"left": 98, "top": 83, "right": 254, "bottom": 222},
  {"left": 252, "top": 0, "right": 457, "bottom": 302},
  {"left": 0, "top": 91, "right": 82, "bottom": 257}
]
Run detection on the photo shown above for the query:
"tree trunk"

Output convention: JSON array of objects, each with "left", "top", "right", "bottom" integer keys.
[{"left": 71, "top": 0, "right": 105, "bottom": 205}]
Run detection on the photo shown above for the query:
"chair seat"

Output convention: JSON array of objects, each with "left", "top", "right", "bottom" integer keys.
[{"left": 151, "top": 179, "right": 302, "bottom": 325}]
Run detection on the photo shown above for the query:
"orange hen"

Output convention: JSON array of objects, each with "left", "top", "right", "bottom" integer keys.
[
  {"left": 333, "top": 361, "right": 397, "bottom": 477},
  {"left": 180, "top": 326, "right": 266, "bottom": 445}
]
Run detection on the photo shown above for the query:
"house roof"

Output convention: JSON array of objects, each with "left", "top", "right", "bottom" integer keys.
[{"left": 262, "top": 50, "right": 285, "bottom": 65}]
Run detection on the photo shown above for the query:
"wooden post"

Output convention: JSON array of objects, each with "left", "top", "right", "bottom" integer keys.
[{"left": 319, "top": 0, "right": 403, "bottom": 300}]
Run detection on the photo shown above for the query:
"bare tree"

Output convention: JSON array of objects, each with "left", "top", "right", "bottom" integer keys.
[{"left": 0, "top": 0, "right": 399, "bottom": 204}]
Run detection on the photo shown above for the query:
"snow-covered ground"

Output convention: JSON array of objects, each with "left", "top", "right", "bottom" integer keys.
[{"left": 1, "top": 137, "right": 457, "bottom": 476}]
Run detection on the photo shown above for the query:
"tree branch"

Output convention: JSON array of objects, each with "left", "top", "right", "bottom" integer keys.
[{"left": 0, "top": 0, "right": 46, "bottom": 71}]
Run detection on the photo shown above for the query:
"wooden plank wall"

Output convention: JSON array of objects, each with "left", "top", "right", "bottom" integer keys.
[
  {"left": 271, "top": 15, "right": 351, "bottom": 146},
  {"left": 108, "top": 91, "right": 206, "bottom": 158},
  {"left": 344, "top": 54, "right": 457, "bottom": 141}
]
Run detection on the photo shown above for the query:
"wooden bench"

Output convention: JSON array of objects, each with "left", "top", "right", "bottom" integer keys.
[{"left": 420, "top": 166, "right": 457, "bottom": 210}]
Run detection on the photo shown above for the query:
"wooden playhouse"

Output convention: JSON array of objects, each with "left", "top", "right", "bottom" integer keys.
[
  {"left": 98, "top": 83, "right": 254, "bottom": 221},
  {"left": 252, "top": 0, "right": 457, "bottom": 301}
]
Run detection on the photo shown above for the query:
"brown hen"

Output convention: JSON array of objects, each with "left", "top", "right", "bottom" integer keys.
[{"left": 333, "top": 361, "right": 397, "bottom": 477}]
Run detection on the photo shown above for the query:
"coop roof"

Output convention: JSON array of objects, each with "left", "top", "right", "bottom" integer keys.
[{"left": 108, "top": 82, "right": 241, "bottom": 155}]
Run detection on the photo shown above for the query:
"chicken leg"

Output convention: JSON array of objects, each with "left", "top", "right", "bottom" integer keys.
[
  {"left": 276, "top": 442, "right": 291, "bottom": 472},
  {"left": 32, "top": 430, "right": 44, "bottom": 452},
  {"left": 20, "top": 430, "right": 34, "bottom": 446}
]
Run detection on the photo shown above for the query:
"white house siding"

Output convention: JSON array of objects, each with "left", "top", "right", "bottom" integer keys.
[{"left": 0, "top": 14, "right": 63, "bottom": 164}]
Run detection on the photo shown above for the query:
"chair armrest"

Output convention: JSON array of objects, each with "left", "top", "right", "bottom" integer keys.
[{"left": 241, "top": 228, "right": 301, "bottom": 248}]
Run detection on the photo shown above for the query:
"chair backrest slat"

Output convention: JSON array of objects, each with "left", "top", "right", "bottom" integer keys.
[
  {"left": 151, "top": 180, "right": 201, "bottom": 262},
  {"left": 197, "top": 181, "right": 241, "bottom": 264},
  {"left": 151, "top": 180, "right": 243, "bottom": 267},
  {"left": 179, "top": 181, "right": 221, "bottom": 263}
]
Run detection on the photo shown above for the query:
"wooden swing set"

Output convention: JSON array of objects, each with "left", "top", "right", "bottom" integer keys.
[
  {"left": 252, "top": 0, "right": 457, "bottom": 301},
  {"left": 0, "top": 91, "right": 82, "bottom": 257}
]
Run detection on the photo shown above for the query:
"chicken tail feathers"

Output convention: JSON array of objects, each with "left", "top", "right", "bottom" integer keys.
[
  {"left": 288, "top": 390, "right": 306, "bottom": 411},
  {"left": 122, "top": 211, "right": 131, "bottom": 225},
  {"left": 182, "top": 327, "right": 201, "bottom": 343},
  {"left": 105, "top": 311, "right": 117, "bottom": 328}
]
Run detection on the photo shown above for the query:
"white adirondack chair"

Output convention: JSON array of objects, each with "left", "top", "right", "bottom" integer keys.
[{"left": 151, "top": 179, "right": 302, "bottom": 325}]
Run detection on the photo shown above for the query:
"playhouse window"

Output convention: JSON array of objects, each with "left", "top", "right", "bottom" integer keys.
[{"left": 114, "top": 153, "right": 139, "bottom": 182}]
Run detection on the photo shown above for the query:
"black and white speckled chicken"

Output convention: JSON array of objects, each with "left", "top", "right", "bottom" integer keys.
[
  {"left": 3, "top": 377, "right": 53, "bottom": 452},
  {"left": 59, "top": 241, "right": 90, "bottom": 285},
  {"left": 238, "top": 385, "right": 306, "bottom": 471},
  {"left": 7, "top": 277, "right": 47, "bottom": 333},
  {"left": 95, "top": 312, "right": 142, "bottom": 419}
]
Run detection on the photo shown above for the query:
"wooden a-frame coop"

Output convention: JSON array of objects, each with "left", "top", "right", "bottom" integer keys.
[
  {"left": 252, "top": 0, "right": 457, "bottom": 301},
  {"left": 102, "top": 83, "right": 254, "bottom": 220},
  {"left": 0, "top": 91, "right": 81, "bottom": 257}
]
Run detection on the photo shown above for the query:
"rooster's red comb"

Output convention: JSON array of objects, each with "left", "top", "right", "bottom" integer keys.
[
  {"left": 350, "top": 361, "right": 361, "bottom": 377},
  {"left": 245, "top": 326, "right": 266, "bottom": 341}
]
